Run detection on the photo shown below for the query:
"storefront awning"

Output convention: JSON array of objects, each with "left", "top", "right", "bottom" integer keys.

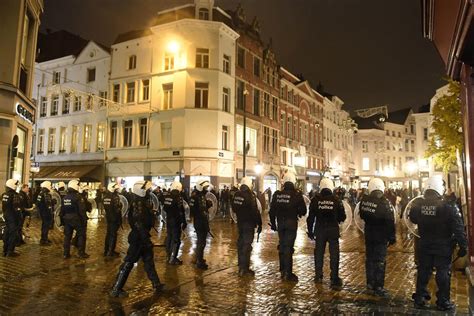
[{"left": 33, "top": 165, "right": 103, "bottom": 182}]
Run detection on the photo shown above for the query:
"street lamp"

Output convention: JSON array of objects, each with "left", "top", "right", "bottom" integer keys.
[
  {"left": 254, "top": 162, "right": 263, "bottom": 175},
  {"left": 242, "top": 89, "right": 249, "bottom": 177},
  {"left": 405, "top": 160, "right": 418, "bottom": 198}
]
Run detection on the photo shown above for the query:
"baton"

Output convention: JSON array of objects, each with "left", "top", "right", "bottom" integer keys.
[
  {"left": 452, "top": 255, "right": 462, "bottom": 264},
  {"left": 257, "top": 231, "right": 261, "bottom": 242},
  {"left": 208, "top": 230, "right": 215, "bottom": 238}
]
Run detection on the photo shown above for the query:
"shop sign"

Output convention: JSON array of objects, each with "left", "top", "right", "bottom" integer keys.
[{"left": 16, "top": 103, "right": 34, "bottom": 124}]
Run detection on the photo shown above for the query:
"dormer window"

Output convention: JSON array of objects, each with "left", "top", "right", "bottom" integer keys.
[
  {"left": 128, "top": 55, "right": 137, "bottom": 70},
  {"left": 198, "top": 8, "right": 209, "bottom": 20}
]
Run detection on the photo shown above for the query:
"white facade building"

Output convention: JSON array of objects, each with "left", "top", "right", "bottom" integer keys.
[
  {"left": 106, "top": 5, "right": 239, "bottom": 190},
  {"left": 33, "top": 38, "right": 110, "bottom": 183}
]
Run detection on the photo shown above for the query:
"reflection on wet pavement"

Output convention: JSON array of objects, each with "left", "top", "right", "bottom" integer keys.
[{"left": 0, "top": 212, "right": 470, "bottom": 314}]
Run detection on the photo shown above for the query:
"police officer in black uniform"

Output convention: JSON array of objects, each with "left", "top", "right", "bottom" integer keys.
[
  {"left": 2, "top": 179, "right": 22, "bottom": 257},
  {"left": 60, "top": 180, "right": 88, "bottom": 258},
  {"left": 18, "top": 184, "right": 33, "bottom": 245},
  {"left": 103, "top": 183, "right": 123, "bottom": 257},
  {"left": 359, "top": 178, "right": 395, "bottom": 297},
  {"left": 269, "top": 172, "right": 306, "bottom": 282},
  {"left": 110, "top": 180, "right": 164, "bottom": 298},
  {"left": 56, "top": 182, "right": 67, "bottom": 200},
  {"left": 231, "top": 177, "right": 262, "bottom": 276},
  {"left": 307, "top": 178, "right": 346, "bottom": 287},
  {"left": 160, "top": 180, "right": 187, "bottom": 265},
  {"left": 37, "top": 181, "right": 54, "bottom": 245},
  {"left": 410, "top": 177, "right": 467, "bottom": 311},
  {"left": 189, "top": 179, "right": 212, "bottom": 270}
]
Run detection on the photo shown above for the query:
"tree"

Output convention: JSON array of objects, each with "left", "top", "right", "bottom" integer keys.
[{"left": 426, "top": 79, "right": 463, "bottom": 173}]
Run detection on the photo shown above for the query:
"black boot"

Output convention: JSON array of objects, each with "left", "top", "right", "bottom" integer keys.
[
  {"left": 152, "top": 279, "right": 165, "bottom": 294},
  {"left": 110, "top": 262, "right": 133, "bottom": 298}
]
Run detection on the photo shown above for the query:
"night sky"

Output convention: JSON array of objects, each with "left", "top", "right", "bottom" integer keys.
[{"left": 40, "top": 0, "right": 446, "bottom": 112}]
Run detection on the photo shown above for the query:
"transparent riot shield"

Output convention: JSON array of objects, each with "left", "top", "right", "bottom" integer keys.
[
  {"left": 119, "top": 195, "right": 129, "bottom": 217},
  {"left": 403, "top": 196, "right": 422, "bottom": 238},
  {"left": 51, "top": 191, "right": 63, "bottom": 229},
  {"left": 353, "top": 202, "right": 364, "bottom": 232},
  {"left": 206, "top": 191, "right": 218, "bottom": 221},
  {"left": 230, "top": 197, "right": 262, "bottom": 223},
  {"left": 183, "top": 200, "right": 191, "bottom": 222},
  {"left": 340, "top": 200, "right": 353, "bottom": 233}
]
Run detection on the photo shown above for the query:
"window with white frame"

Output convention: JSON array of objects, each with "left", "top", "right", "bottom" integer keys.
[
  {"left": 198, "top": 8, "right": 209, "bottom": 20},
  {"left": 53, "top": 71, "right": 60, "bottom": 84},
  {"left": 83, "top": 124, "right": 92, "bottom": 153},
  {"left": 263, "top": 126, "right": 270, "bottom": 153},
  {"left": 123, "top": 120, "right": 133, "bottom": 147},
  {"left": 113, "top": 84, "right": 120, "bottom": 102},
  {"left": 59, "top": 127, "right": 67, "bottom": 152},
  {"left": 362, "top": 157, "right": 370, "bottom": 171},
  {"left": 142, "top": 79, "right": 150, "bottom": 101},
  {"left": 126, "top": 82, "right": 135, "bottom": 103},
  {"left": 110, "top": 121, "right": 117, "bottom": 148},
  {"left": 99, "top": 91, "right": 107, "bottom": 107},
  {"left": 263, "top": 92, "right": 270, "bottom": 118},
  {"left": 139, "top": 118, "right": 148, "bottom": 146},
  {"left": 280, "top": 113, "right": 285, "bottom": 136},
  {"left": 195, "top": 82, "right": 209, "bottom": 108},
  {"left": 282, "top": 150, "right": 287, "bottom": 165},
  {"left": 37, "top": 129, "right": 44, "bottom": 153},
  {"left": 40, "top": 97, "right": 47, "bottom": 117},
  {"left": 163, "top": 83, "right": 173, "bottom": 110},
  {"left": 222, "top": 125, "right": 229, "bottom": 150},
  {"left": 164, "top": 52, "right": 174, "bottom": 71},
  {"left": 71, "top": 125, "right": 78, "bottom": 153},
  {"left": 272, "top": 129, "right": 278, "bottom": 154},
  {"left": 223, "top": 54, "right": 230, "bottom": 74},
  {"left": 161, "top": 122, "right": 172, "bottom": 148},
  {"left": 51, "top": 95, "right": 59, "bottom": 116},
  {"left": 128, "top": 55, "right": 137, "bottom": 70},
  {"left": 62, "top": 94, "right": 70, "bottom": 114},
  {"left": 287, "top": 116, "right": 292, "bottom": 139},
  {"left": 87, "top": 67, "right": 96, "bottom": 82},
  {"left": 74, "top": 96, "right": 81, "bottom": 112},
  {"left": 222, "top": 87, "right": 230, "bottom": 112},
  {"left": 196, "top": 48, "right": 209, "bottom": 68},
  {"left": 423, "top": 128, "right": 428, "bottom": 141},
  {"left": 362, "top": 141, "right": 368, "bottom": 153},
  {"left": 272, "top": 97, "right": 278, "bottom": 120},
  {"left": 236, "top": 124, "right": 257, "bottom": 157},
  {"left": 97, "top": 122, "right": 105, "bottom": 151},
  {"left": 85, "top": 94, "right": 93, "bottom": 110}
]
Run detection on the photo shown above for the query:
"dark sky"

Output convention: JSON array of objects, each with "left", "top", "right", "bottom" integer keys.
[{"left": 41, "top": 0, "right": 446, "bottom": 112}]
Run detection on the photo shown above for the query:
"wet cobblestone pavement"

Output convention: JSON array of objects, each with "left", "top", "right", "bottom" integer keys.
[{"left": 0, "top": 211, "right": 471, "bottom": 315}]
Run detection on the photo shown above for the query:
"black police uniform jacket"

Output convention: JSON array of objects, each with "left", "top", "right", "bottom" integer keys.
[
  {"left": 60, "top": 191, "right": 84, "bottom": 222},
  {"left": 36, "top": 188, "right": 53, "bottom": 217},
  {"left": 269, "top": 182, "right": 307, "bottom": 224},
  {"left": 189, "top": 190, "right": 211, "bottom": 231},
  {"left": 231, "top": 185, "right": 262, "bottom": 228},
  {"left": 127, "top": 195, "right": 155, "bottom": 245},
  {"left": 359, "top": 191, "right": 395, "bottom": 242},
  {"left": 410, "top": 190, "right": 467, "bottom": 256},
  {"left": 307, "top": 189, "right": 346, "bottom": 239},
  {"left": 160, "top": 189, "right": 186, "bottom": 226},
  {"left": 103, "top": 191, "right": 122, "bottom": 224},
  {"left": 2, "top": 188, "right": 22, "bottom": 225}
]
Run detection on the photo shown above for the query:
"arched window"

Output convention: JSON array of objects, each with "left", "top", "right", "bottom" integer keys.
[{"left": 198, "top": 8, "right": 209, "bottom": 20}]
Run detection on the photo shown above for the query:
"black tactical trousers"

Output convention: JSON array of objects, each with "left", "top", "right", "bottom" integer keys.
[
  {"left": 104, "top": 221, "right": 120, "bottom": 255},
  {"left": 237, "top": 223, "right": 255, "bottom": 270},
  {"left": 123, "top": 238, "right": 160, "bottom": 286},
  {"left": 277, "top": 219, "right": 297, "bottom": 275},
  {"left": 39, "top": 210, "right": 52, "bottom": 242},
  {"left": 3, "top": 222, "right": 19, "bottom": 255},
  {"left": 415, "top": 252, "right": 452, "bottom": 305},
  {"left": 195, "top": 229, "right": 208, "bottom": 264},
  {"left": 365, "top": 237, "right": 387, "bottom": 289},
  {"left": 315, "top": 228, "right": 340, "bottom": 280},
  {"left": 63, "top": 216, "right": 86, "bottom": 256},
  {"left": 165, "top": 220, "right": 182, "bottom": 260}
]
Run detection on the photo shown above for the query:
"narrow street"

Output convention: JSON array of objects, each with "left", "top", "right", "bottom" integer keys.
[{"left": 0, "top": 212, "right": 470, "bottom": 315}]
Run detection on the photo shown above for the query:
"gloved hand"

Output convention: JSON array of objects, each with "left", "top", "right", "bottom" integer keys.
[
  {"left": 307, "top": 232, "right": 314, "bottom": 240},
  {"left": 181, "top": 222, "right": 187, "bottom": 231},
  {"left": 257, "top": 225, "right": 262, "bottom": 234},
  {"left": 270, "top": 222, "right": 277, "bottom": 231},
  {"left": 388, "top": 238, "right": 396, "bottom": 246},
  {"left": 458, "top": 247, "right": 467, "bottom": 257}
]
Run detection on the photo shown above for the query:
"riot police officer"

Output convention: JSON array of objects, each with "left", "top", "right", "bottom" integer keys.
[
  {"left": 18, "top": 184, "right": 33, "bottom": 245},
  {"left": 37, "top": 181, "right": 54, "bottom": 245},
  {"left": 359, "top": 178, "right": 395, "bottom": 297},
  {"left": 103, "top": 183, "right": 123, "bottom": 257},
  {"left": 231, "top": 177, "right": 262, "bottom": 276},
  {"left": 2, "top": 179, "right": 22, "bottom": 257},
  {"left": 56, "top": 182, "right": 67, "bottom": 199},
  {"left": 269, "top": 172, "right": 307, "bottom": 282},
  {"left": 307, "top": 178, "right": 346, "bottom": 287},
  {"left": 71, "top": 183, "right": 92, "bottom": 251},
  {"left": 110, "top": 180, "right": 164, "bottom": 298},
  {"left": 189, "top": 179, "right": 212, "bottom": 270},
  {"left": 161, "top": 181, "right": 187, "bottom": 265},
  {"left": 410, "top": 177, "right": 467, "bottom": 311},
  {"left": 60, "top": 180, "right": 88, "bottom": 259}
]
